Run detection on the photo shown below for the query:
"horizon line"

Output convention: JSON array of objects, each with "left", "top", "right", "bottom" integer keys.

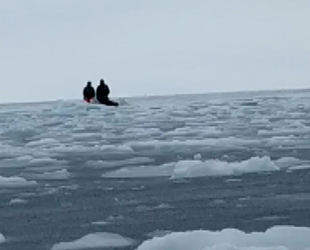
[{"left": 0, "top": 86, "right": 309, "bottom": 105}]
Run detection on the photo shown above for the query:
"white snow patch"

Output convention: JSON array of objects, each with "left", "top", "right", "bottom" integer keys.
[
  {"left": 26, "top": 138, "right": 59, "bottom": 147},
  {"left": 239, "top": 196, "right": 252, "bottom": 201},
  {"left": 16, "top": 155, "right": 34, "bottom": 161},
  {"left": 155, "top": 203, "right": 173, "bottom": 209},
  {"left": 39, "top": 187, "right": 59, "bottom": 196},
  {"left": 136, "top": 203, "right": 173, "bottom": 212},
  {"left": 288, "top": 165, "right": 310, "bottom": 171},
  {"left": 9, "top": 198, "right": 28, "bottom": 205},
  {"left": 131, "top": 186, "right": 145, "bottom": 191},
  {"left": 0, "top": 175, "right": 37, "bottom": 188},
  {"left": 51, "top": 232, "right": 133, "bottom": 250},
  {"left": 135, "top": 226, "right": 310, "bottom": 250},
  {"left": 193, "top": 154, "right": 202, "bottom": 160},
  {"left": 0, "top": 233, "right": 5, "bottom": 243}
]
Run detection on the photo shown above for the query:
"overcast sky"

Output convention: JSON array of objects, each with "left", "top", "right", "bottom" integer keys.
[{"left": 0, "top": 0, "right": 309, "bottom": 103}]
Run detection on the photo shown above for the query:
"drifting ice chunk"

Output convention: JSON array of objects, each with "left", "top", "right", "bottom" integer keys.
[
  {"left": 0, "top": 175, "right": 37, "bottom": 188},
  {"left": 51, "top": 232, "right": 134, "bottom": 250},
  {"left": 134, "top": 226, "right": 310, "bottom": 250},
  {"left": 9, "top": 198, "right": 28, "bottom": 205},
  {"left": 26, "top": 138, "right": 59, "bottom": 147},
  {"left": 171, "top": 156, "right": 279, "bottom": 179},
  {"left": 172, "top": 160, "right": 233, "bottom": 179},
  {"left": 103, "top": 157, "right": 282, "bottom": 179},
  {"left": 275, "top": 157, "right": 303, "bottom": 169},
  {"left": 288, "top": 165, "right": 310, "bottom": 171},
  {"left": 193, "top": 154, "right": 202, "bottom": 160},
  {"left": 0, "top": 233, "right": 5, "bottom": 243}
]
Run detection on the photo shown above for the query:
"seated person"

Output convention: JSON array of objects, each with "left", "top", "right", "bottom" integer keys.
[
  {"left": 96, "top": 79, "right": 119, "bottom": 106},
  {"left": 83, "top": 81, "right": 95, "bottom": 102}
]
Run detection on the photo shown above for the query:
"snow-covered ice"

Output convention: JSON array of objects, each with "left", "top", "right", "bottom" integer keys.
[
  {"left": 171, "top": 156, "right": 279, "bottom": 179},
  {"left": 102, "top": 156, "right": 298, "bottom": 179},
  {"left": 288, "top": 165, "right": 310, "bottom": 171},
  {"left": 26, "top": 138, "right": 60, "bottom": 148},
  {"left": 51, "top": 232, "right": 134, "bottom": 250},
  {"left": 0, "top": 234, "right": 5, "bottom": 244},
  {"left": 9, "top": 198, "right": 28, "bottom": 205},
  {"left": 0, "top": 90, "right": 310, "bottom": 250},
  {"left": 135, "top": 226, "right": 310, "bottom": 250},
  {"left": 0, "top": 175, "right": 37, "bottom": 188}
]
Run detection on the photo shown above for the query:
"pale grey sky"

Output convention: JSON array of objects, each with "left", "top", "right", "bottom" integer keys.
[{"left": 0, "top": 0, "right": 309, "bottom": 103}]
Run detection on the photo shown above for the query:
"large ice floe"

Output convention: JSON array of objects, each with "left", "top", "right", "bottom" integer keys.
[
  {"left": 51, "top": 232, "right": 134, "bottom": 250},
  {"left": 135, "top": 226, "right": 310, "bottom": 250},
  {"left": 0, "top": 90, "right": 310, "bottom": 250},
  {"left": 0, "top": 175, "right": 37, "bottom": 188},
  {"left": 102, "top": 156, "right": 303, "bottom": 179}
]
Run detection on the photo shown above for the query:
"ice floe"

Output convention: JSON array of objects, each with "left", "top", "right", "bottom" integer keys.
[
  {"left": 9, "top": 198, "right": 28, "bottom": 205},
  {"left": 103, "top": 156, "right": 287, "bottom": 179},
  {"left": 288, "top": 165, "right": 310, "bottom": 171},
  {"left": 0, "top": 175, "right": 37, "bottom": 188},
  {"left": 51, "top": 232, "right": 134, "bottom": 250},
  {"left": 136, "top": 203, "right": 173, "bottom": 212},
  {"left": 0, "top": 233, "right": 5, "bottom": 243},
  {"left": 26, "top": 138, "right": 60, "bottom": 148},
  {"left": 135, "top": 226, "right": 310, "bottom": 250}
]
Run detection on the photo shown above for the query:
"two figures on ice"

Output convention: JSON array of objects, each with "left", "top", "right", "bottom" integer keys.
[{"left": 83, "top": 79, "right": 119, "bottom": 106}]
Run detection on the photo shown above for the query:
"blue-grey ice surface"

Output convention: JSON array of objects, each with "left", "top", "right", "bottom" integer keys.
[{"left": 0, "top": 89, "right": 310, "bottom": 250}]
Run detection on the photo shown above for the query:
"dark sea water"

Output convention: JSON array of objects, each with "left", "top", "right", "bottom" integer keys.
[{"left": 0, "top": 89, "right": 310, "bottom": 250}]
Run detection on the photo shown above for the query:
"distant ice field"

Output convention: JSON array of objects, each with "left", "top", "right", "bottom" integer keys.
[{"left": 0, "top": 89, "right": 310, "bottom": 250}]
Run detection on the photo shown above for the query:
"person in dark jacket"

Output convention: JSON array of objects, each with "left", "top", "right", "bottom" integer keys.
[
  {"left": 96, "top": 79, "right": 119, "bottom": 106},
  {"left": 83, "top": 81, "right": 95, "bottom": 102}
]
